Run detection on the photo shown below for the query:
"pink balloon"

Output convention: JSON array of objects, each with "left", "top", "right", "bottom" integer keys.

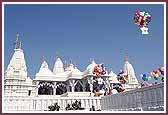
[
  {"left": 150, "top": 71, "right": 155, "bottom": 76},
  {"left": 161, "top": 67, "right": 164, "bottom": 71}
]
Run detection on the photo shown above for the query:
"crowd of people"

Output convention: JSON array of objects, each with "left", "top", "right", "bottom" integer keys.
[
  {"left": 65, "top": 100, "right": 84, "bottom": 111},
  {"left": 48, "top": 102, "right": 60, "bottom": 111},
  {"left": 93, "top": 84, "right": 124, "bottom": 97}
]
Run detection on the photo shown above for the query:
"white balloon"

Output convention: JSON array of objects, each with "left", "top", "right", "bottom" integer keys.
[{"left": 140, "top": 27, "right": 149, "bottom": 34}]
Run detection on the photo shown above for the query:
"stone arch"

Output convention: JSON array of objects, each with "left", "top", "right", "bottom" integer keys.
[
  {"left": 56, "top": 83, "right": 67, "bottom": 95},
  {"left": 38, "top": 81, "right": 54, "bottom": 95}
]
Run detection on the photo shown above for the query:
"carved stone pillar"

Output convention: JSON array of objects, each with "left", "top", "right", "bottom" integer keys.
[
  {"left": 66, "top": 81, "right": 70, "bottom": 92},
  {"left": 81, "top": 78, "right": 86, "bottom": 92},
  {"left": 53, "top": 82, "right": 57, "bottom": 95},
  {"left": 87, "top": 76, "right": 93, "bottom": 92},
  {"left": 69, "top": 79, "right": 78, "bottom": 92},
  {"left": 36, "top": 81, "right": 39, "bottom": 96}
]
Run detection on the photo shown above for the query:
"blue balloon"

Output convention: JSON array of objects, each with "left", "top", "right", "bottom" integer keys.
[
  {"left": 143, "top": 74, "right": 147, "bottom": 77},
  {"left": 142, "top": 76, "right": 146, "bottom": 81},
  {"left": 142, "top": 74, "right": 147, "bottom": 81},
  {"left": 161, "top": 71, "right": 164, "bottom": 76}
]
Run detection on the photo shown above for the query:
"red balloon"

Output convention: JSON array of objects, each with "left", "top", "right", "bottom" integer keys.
[
  {"left": 153, "top": 70, "right": 157, "bottom": 74},
  {"left": 158, "top": 68, "right": 162, "bottom": 72}
]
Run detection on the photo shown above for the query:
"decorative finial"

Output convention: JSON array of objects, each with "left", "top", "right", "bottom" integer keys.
[
  {"left": 16, "top": 34, "right": 19, "bottom": 38},
  {"left": 18, "top": 41, "right": 22, "bottom": 49},
  {"left": 70, "top": 59, "right": 73, "bottom": 64},
  {"left": 91, "top": 58, "right": 96, "bottom": 64},
  {"left": 64, "top": 60, "right": 68, "bottom": 68},
  {"left": 89, "top": 58, "right": 92, "bottom": 63},
  {"left": 124, "top": 53, "right": 128, "bottom": 62},
  {"left": 42, "top": 56, "right": 46, "bottom": 62},
  {"left": 15, "top": 34, "right": 19, "bottom": 49},
  {"left": 73, "top": 61, "right": 76, "bottom": 67},
  {"left": 109, "top": 68, "right": 112, "bottom": 72},
  {"left": 89, "top": 58, "right": 93, "bottom": 63},
  {"left": 56, "top": 52, "right": 60, "bottom": 59}
]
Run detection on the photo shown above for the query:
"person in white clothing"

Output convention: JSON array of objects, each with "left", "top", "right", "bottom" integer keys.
[{"left": 112, "top": 89, "right": 118, "bottom": 94}]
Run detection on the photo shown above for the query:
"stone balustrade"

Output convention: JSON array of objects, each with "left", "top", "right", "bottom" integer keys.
[
  {"left": 4, "top": 95, "right": 101, "bottom": 111},
  {"left": 101, "top": 83, "right": 164, "bottom": 111},
  {"left": 61, "top": 92, "right": 93, "bottom": 97}
]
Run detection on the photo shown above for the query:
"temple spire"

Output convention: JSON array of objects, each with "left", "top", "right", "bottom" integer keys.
[{"left": 5, "top": 35, "right": 27, "bottom": 79}]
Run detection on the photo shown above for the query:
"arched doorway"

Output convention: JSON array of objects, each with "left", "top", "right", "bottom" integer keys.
[
  {"left": 38, "top": 82, "right": 54, "bottom": 95},
  {"left": 56, "top": 83, "right": 67, "bottom": 95}
]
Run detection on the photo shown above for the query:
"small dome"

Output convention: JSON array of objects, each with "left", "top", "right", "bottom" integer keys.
[
  {"left": 109, "top": 71, "right": 120, "bottom": 83},
  {"left": 86, "top": 60, "right": 97, "bottom": 73},
  {"left": 53, "top": 57, "right": 64, "bottom": 74},
  {"left": 72, "top": 67, "right": 82, "bottom": 74},
  {"left": 55, "top": 57, "right": 63, "bottom": 68},
  {"left": 109, "top": 70, "right": 117, "bottom": 77},
  {"left": 38, "top": 61, "right": 53, "bottom": 75}
]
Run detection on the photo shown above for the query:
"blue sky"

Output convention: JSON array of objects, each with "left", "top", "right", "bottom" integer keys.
[{"left": 4, "top": 4, "right": 164, "bottom": 83}]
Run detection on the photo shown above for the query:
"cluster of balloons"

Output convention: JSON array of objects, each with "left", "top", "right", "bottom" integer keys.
[
  {"left": 93, "top": 64, "right": 106, "bottom": 76},
  {"left": 140, "top": 74, "right": 152, "bottom": 81},
  {"left": 140, "top": 67, "right": 164, "bottom": 81},
  {"left": 150, "top": 67, "right": 164, "bottom": 80},
  {"left": 134, "top": 10, "right": 151, "bottom": 34}
]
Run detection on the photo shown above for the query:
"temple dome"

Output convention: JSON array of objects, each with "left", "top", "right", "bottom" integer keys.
[
  {"left": 73, "top": 67, "right": 81, "bottom": 72},
  {"left": 72, "top": 67, "right": 82, "bottom": 74},
  {"left": 37, "top": 60, "right": 54, "bottom": 76},
  {"left": 53, "top": 57, "right": 64, "bottom": 74},
  {"left": 68, "top": 65, "right": 83, "bottom": 79},
  {"left": 109, "top": 70, "right": 120, "bottom": 83},
  {"left": 123, "top": 57, "right": 138, "bottom": 85},
  {"left": 86, "top": 60, "right": 97, "bottom": 74}
]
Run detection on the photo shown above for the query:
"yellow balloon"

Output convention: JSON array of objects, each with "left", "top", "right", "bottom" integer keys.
[
  {"left": 158, "top": 71, "right": 161, "bottom": 76},
  {"left": 148, "top": 76, "right": 152, "bottom": 80},
  {"left": 155, "top": 74, "right": 159, "bottom": 78}
]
